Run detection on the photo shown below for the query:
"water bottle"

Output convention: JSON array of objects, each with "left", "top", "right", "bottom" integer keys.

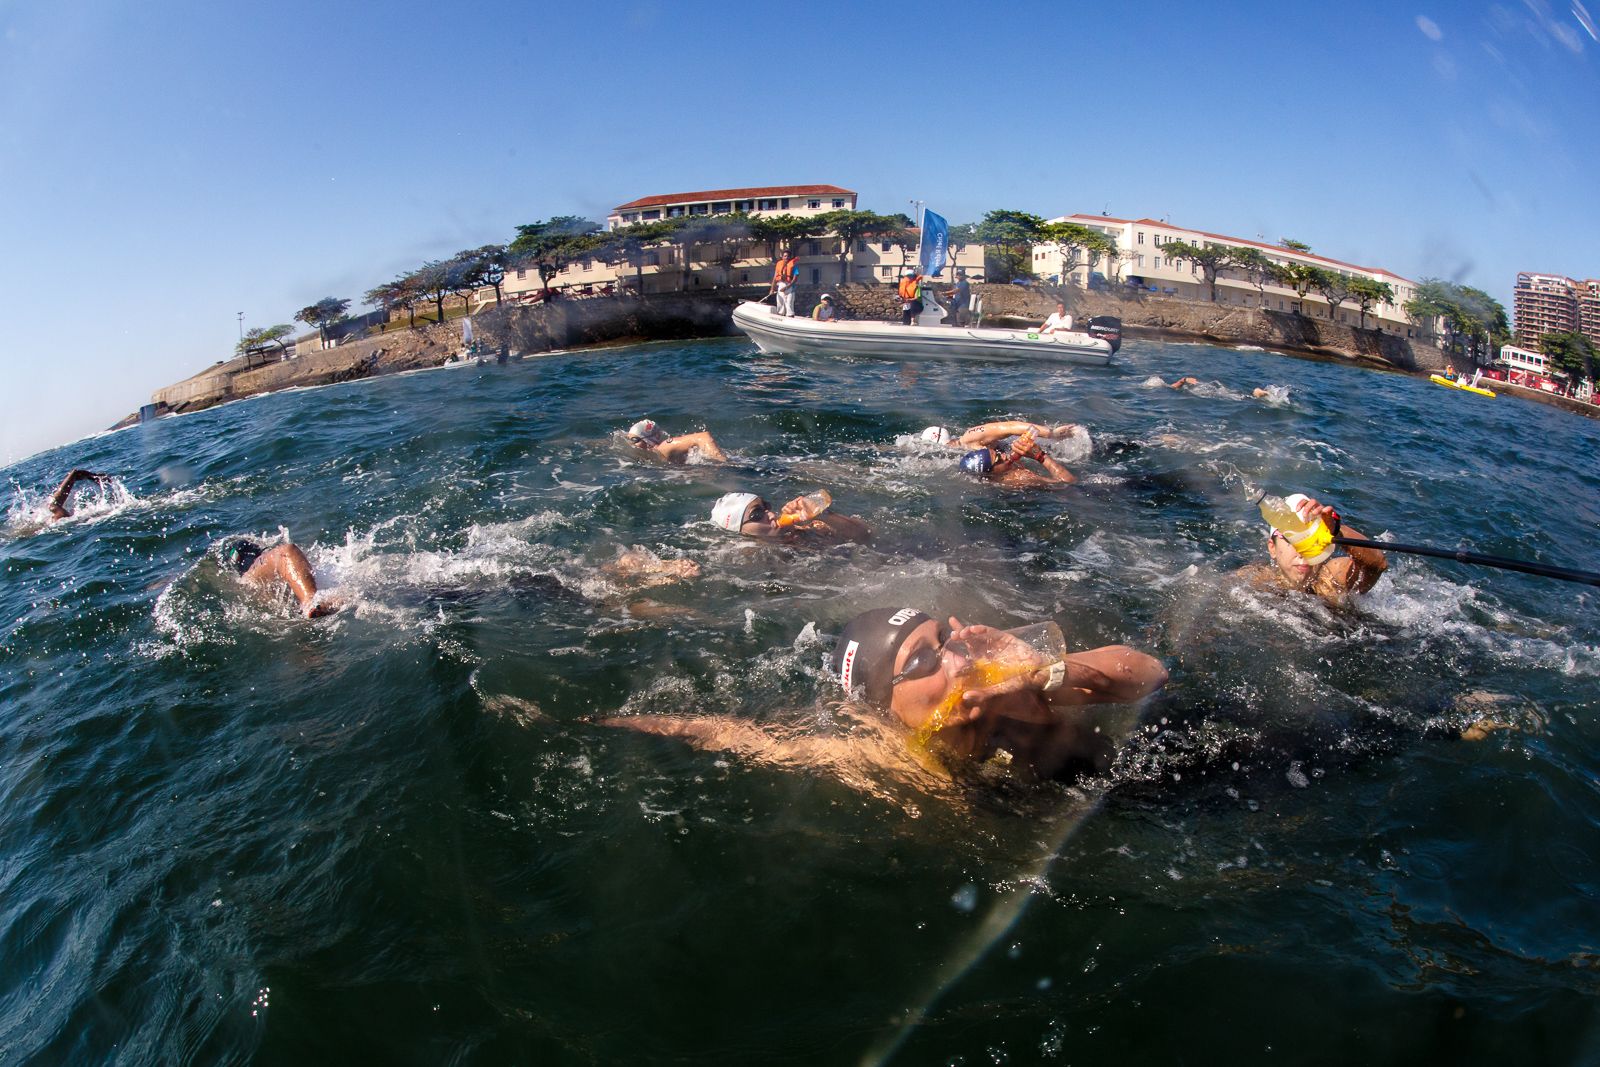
[
  {"left": 777, "top": 490, "right": 832, "bottom": 527},
  {"left": 910, "top": 622, "right": 1069, "bottom": 748},
  {"left": 1254, "top": 490, "right": 1334, "bottom": 564}
]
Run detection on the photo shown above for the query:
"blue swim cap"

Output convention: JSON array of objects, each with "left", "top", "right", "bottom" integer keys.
[{"left": 959, "top": 449, "right": 993, "bottom": 476}]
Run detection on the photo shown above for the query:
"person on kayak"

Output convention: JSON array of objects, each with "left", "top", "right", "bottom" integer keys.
[
  {"left": 710, "top": 492, "right": 871, "bottom": 545},
  {"left": 627, "top": 419, "right": 728, "bottom": 463}
]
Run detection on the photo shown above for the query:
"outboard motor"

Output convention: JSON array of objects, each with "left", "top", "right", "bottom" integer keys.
[{"left": 1087, "top": 315, "right": 1122, "bottom": 355}]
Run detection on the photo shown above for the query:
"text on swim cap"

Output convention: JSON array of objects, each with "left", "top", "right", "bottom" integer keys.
[
  {"left": 839, "top": 640, "right": 859, "bottom": 690},
  {"left": 888, "top": 608, "right": 919, "bottom": 627}
]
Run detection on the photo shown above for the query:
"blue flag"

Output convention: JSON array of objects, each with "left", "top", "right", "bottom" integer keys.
[{"left": 919, "top": 209, "right": 948, "bottom": 277}]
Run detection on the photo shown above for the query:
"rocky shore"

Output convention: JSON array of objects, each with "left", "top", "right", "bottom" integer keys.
[{"left": 120, "top": 282, "right": 1599, "bottom": 426}]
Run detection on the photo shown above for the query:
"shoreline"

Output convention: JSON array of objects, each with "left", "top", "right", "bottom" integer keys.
[{"left": 116, "top": 287, "right": 1599, "bottom": 427}]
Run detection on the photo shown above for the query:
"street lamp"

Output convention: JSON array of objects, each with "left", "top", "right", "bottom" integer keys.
[{"left": 237, "top": 312, "right": 244, "bottom": 339}]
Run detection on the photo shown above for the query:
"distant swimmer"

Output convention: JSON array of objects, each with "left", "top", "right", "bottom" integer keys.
[
  {"left": 225, "top": 538, "right": 342, "bottom": 618},
  {"left": 1154, "top": 378, "right": 1276, "bottom": 400},
  {"left": 1240, "top": 493, "right": 1387, "bottom": 604},
  {"left": 829, "top": 608, "right": 1168, "bottom": 775},
  {"left": 1162, "top": 377, "right": 1203, "bottom": 390},
  {"left": 711, "top": 492, "right": 871, "bottom": 546},
  {"left": 46, "top": 469, "right": 110, "bottom": 522},
  {"left": 958, "top": 430, "right": 1075, "bottom": 487},
  {"left": 602, "top": 548, "right": 701, "bottom": 582},
  {"left": 627, "top": 419, "right": 727, "bottom": 464}
]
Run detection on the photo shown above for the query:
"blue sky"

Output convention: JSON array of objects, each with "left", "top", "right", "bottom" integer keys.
[{"left": 2, "top": 0, "right": 1596, "bottom": 464}]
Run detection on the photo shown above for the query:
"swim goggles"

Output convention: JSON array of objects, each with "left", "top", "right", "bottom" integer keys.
[{"left": 888, "top": 624, "right": 970, "bottom": 687}]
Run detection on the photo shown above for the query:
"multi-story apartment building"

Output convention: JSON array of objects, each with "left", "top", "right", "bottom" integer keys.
[
  {"left": 500, "top": 185, "right": 983, "bottom": 298},
  {"left": 1512, "top": 272, "right": 1580, "bottom": 347},
  {"left": 1030, "top": 215, "right": 1421, "bottom": 335}
]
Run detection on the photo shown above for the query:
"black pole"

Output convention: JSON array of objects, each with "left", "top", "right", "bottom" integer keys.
[{"left": 1331, "top": 536, "right": 1600, "bottom": 588}]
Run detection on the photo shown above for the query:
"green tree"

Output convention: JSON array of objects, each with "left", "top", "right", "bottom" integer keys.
[
  {"left": 509, "top": 216, "right": 605, "bottom": 297},
  {"left": 1159, "top": 240, "right": 1238, "bottom": 301},
  {"left": 1279, "top": 238, "right": 1312, "bottom": 253},
  {"left": 1539, "top": 331, "right": 1596, "bottom": 383},
  {"left": 1405, "top": 278, "right": 1511, "bottom": 363},
  {"left": 948, "top": 222, "right": 979, "bottom": 279},
  {"left": 746, "top": 213, "right": 827, "bottom": 262},
  {"left": 454, "top": 245, "right": 508, "bottom": 305},
  {"left": 595, "top": 218, "right": 687, "bottom": 294},
  {"left": 236, "top": 324, "right": 293, "bottom": 366},
  {"left": 1226, "top": 247, "right": 1285, "bottom": 306},
  {"left": 812, "top": 209, "right": 905, "bottom": 284},
  {"left": 410, "top": 261, "right": 454, "bottom": 324},
  {"left": 1039, "top": 221, "right": 1112, "bottom": 285},
  {"left": 973, "top": 210, "right": 1046, "bottom": 283},
  {"left": 1313, "top": 270, "right": 1352, "bottom": 323},
  {"left": 1345, "top": 277, "right": 1396, "bottom": 330},
  {"left": 365, "top": 275, "right": 421, "bottom": 328},
  {"left": 293, "top": 297, "right": 351, "bottom": 347}
]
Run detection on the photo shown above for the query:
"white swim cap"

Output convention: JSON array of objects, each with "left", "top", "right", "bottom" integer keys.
[
  {"left": 920, "top": 426, "right": 952, "bottom": 445},
  {"left": 629, "top": 419, "right": 667, "bottom": 445},
  {"left": 712, "top": 493, "right": 761, "bottom": 531}
]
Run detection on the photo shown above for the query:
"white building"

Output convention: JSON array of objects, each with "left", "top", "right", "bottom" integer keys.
[
  {"left": 606, "top": 184, "right": 857, "bottom": 229},
  {"left": 1031, "top": 214, "right": 1422, "bottom": 336}
]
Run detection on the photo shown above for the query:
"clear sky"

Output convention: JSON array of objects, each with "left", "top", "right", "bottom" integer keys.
[{"left": 2, "top": 0, "right": 1596, "bottom": 464}]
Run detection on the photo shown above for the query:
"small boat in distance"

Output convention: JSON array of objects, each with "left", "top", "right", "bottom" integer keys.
[
  {"left": 1430, "top": 373, "right": 1496, "bottom": 398},
  {"left": 731, "top": 295, "right": 1119, "bottom": 366}
]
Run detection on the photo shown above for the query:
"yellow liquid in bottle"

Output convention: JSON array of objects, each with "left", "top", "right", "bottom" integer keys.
[{"left": 908, "top": 659, "right": 1027, "bottom": 750}]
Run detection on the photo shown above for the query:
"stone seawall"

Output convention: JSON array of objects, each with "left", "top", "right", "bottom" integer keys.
[{"left": 128, "top": 284, "right": 1597, "bottom": 427}]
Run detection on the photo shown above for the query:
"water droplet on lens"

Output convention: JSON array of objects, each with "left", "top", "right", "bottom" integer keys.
[{"left": 951, "top": 884, "right": 978, "bottom": 912}]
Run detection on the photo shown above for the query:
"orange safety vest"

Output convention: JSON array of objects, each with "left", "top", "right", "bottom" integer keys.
[
  {"left": 776, "top": 256, "right": 797, "bottom": 283},
  {"left": 898, "top": 275, "right": 921, "bottom": 301}
]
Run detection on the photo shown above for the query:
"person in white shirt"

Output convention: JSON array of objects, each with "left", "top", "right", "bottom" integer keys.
[{"left": 1040, "top": 301, "right": 1074, "bottom": 334}]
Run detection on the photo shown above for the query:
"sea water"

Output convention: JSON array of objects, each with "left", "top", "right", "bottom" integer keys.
[{"left": 2, "top": 338, "right": 1599, "bottom": 1065}]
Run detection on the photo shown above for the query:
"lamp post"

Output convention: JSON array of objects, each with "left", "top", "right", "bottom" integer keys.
[{"left": 237, "top": 312, "right": 244, "bottom": 339}]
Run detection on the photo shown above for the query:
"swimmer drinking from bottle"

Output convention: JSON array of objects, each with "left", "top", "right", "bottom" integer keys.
[
  {"left": 1245, "top": 493, "right": 1387, "bottom": 604},
  {"left": 830, "top": 607, "right": 1167, "bottom": 778}
]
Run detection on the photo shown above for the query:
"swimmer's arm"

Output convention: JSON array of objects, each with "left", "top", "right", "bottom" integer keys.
[
  {"left": 815, "top": 512, "right": 871, "bottom": 540},
  {"left": 600, "top": 714, "right": 855, "bottom": 765},
  {"left": 48, "top": 469, "right": 106, "bottom": 517},
  {"left": 1333, "top": 522, "right": 1386, "bottom": 593},
  {"left": 1031, "top": 451, "right": 1076, "bottom": 484},
  {"left": 1046, "top": 646, "right": 1169, "bottom": 705}
]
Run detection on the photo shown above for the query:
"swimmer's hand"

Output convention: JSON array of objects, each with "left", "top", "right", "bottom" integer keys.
[
  {"left": 946, "top": 618, "right": 1059, "bottom": 723},
  {"left": 305, "top": 596, "right": 344, "bottom": 619}
]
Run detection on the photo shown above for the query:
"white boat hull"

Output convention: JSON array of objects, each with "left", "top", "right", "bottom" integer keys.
[{"left": 731, "top": 301, "right": 1114, "bottom": 365}]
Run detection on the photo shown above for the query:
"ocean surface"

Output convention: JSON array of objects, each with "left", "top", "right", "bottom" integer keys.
[{"left": 4, "top": 337, "right": 1599, "bottom": 1066}]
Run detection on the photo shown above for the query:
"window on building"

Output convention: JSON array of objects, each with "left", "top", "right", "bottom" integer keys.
[
  {"left": 712, "top": 202, "right": 730, "bottom": 213},
  {"left": 741, "top": 270, "right": 749, "bottom": 282},
  {"left": 692, "top": 275, "right": 699, "bottom": 286},
  {"left": 832, "top": 199, "right": 845, "bottom": 207},
  {"left": 808, "top": 199, "right": 821, "bottom": 209},
  {"left": 665, "top": 250, "right": 675, "bottom": 264},
  {"left": 1137, "top": 254, "right": 1145, "bottom": 267},
  {"left": 781, "top": 198, "right": 789, "bottom": 208},
  {"left": 516, "top": 269, "right": 525, "bottom": 279},
  {"left": 881, "top": 241, "right": 892, "bottom": 252},
  {"left": 855, "top": 240, "right": 866, "bottom": 252},
  {"left": 582, "top": 261, "right": 592, "bottom": 272},
  {"left": 645, "top": 252, "right": 659, "bottom": 266},
  {"left": 809, "top": 240, "right": 821, "bottom": 255},
  {"left": 1154, "top": 257, "right": 1162, "bottom": 268},
  {"left": 642, "top": 210, "right": 660, "bottom": 220},
  {"left": 882, "top": 266, "right": 893, "bottom": 277},
  {"left": 1137, "top": 232, "right": 1144, "bottom": 244},
  {"left": 810, "top": 268, "right": 820, "bottom": 284},
  {"left": 759, "top": 199, "right": 777, "bottom": 210},
  {"left": 688, "top": 204, "right": 709, "bottom": 215}
]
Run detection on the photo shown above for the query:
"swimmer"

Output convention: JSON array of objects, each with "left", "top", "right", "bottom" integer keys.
[
  {"left": 956, "top": 421, "right": 1083, "bottom": 448},
  {"left": 1162, "top": 377, "right": 1203, "bottom": 390},
  {"left": 45, "top": 469, "right": 110, "bottom": 522},
  {"left": 225, "top": 538, "right": 342, "bottom": 618},
  {"left": 602, "top": 548, "right": 702, "bottom": 583},
  {"left": 1238, "top": 493, "right": 1387, "bottom": 604},
  {"left": 957, "top": 433, "right": 1075, "bottom": 487},
  {"left": 627, "top": 419, "right": 727, "bottom": 464},
  {"left": 711, "top": 492, "right": 871, "bottom": 546},
  {"left": 827, "top": 608, "right": 1167, "bottom": 777}
]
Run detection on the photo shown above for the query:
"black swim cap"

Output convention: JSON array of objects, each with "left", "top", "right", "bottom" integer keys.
[
  {"left": 830, "top": 607, "right": 933, "bottom": 708},
  {"left": 959, "top": 449, "right": 993, "bottom": 476}
]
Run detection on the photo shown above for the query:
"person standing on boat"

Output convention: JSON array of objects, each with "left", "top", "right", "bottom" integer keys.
[
  {"left": 899, "top": 269, "right": 924, "bottom": 326},
  {"left": 1040, "top": 301, "right": 1074, "bottom": 335},
  {"left": 948, "top": 270, "right": 972, "bottom": 326},
  {"left": 770, "top": 249, "right": 799, "bottom": 317}
]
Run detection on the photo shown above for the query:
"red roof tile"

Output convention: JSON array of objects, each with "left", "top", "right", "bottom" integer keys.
[{"left": 613, "top": 185, "right": 856, "bottom": 212}]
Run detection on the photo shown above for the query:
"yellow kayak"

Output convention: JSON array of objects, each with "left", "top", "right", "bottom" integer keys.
[{"left": 1430, "top": 374, "right": 1496, "bottom": 398}]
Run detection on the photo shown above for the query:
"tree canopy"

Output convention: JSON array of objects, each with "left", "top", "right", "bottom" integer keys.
[
  {"left": 1039, "top": 221, "right": 1115, "bottom": 283},
  {"left": 1279, "top": 238, "right": 1312, "bottom": 253},
  {"left": 1159, "top": 240, "right": 1237, "bottom": 301},
  {"left": 1539, "top": 331, "right": 1596, "bottom": 383},
  {"left": 1226, "top": 247, "right": 1284, "bottom": 301},
  {"left": 1404, "top": 278, "right": 1511, "bottom": 361},
  {"left": 509, "top": 216, "right": 605, "bottom": 295},
  {"left": 293, "top": 297, "right": 351, "bottom": 345},
  {"left": 236, "top": 324, "right": 294, "bottom": 362},
  {"left": 816, "top": 209, "right": 909, "bottom": 283},
  {"left": 1345, "top": 277, "right": 1396, "bottom": 329},
  {"left": 973, "top": 210, "right": 1046, "bottom": 283}
]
